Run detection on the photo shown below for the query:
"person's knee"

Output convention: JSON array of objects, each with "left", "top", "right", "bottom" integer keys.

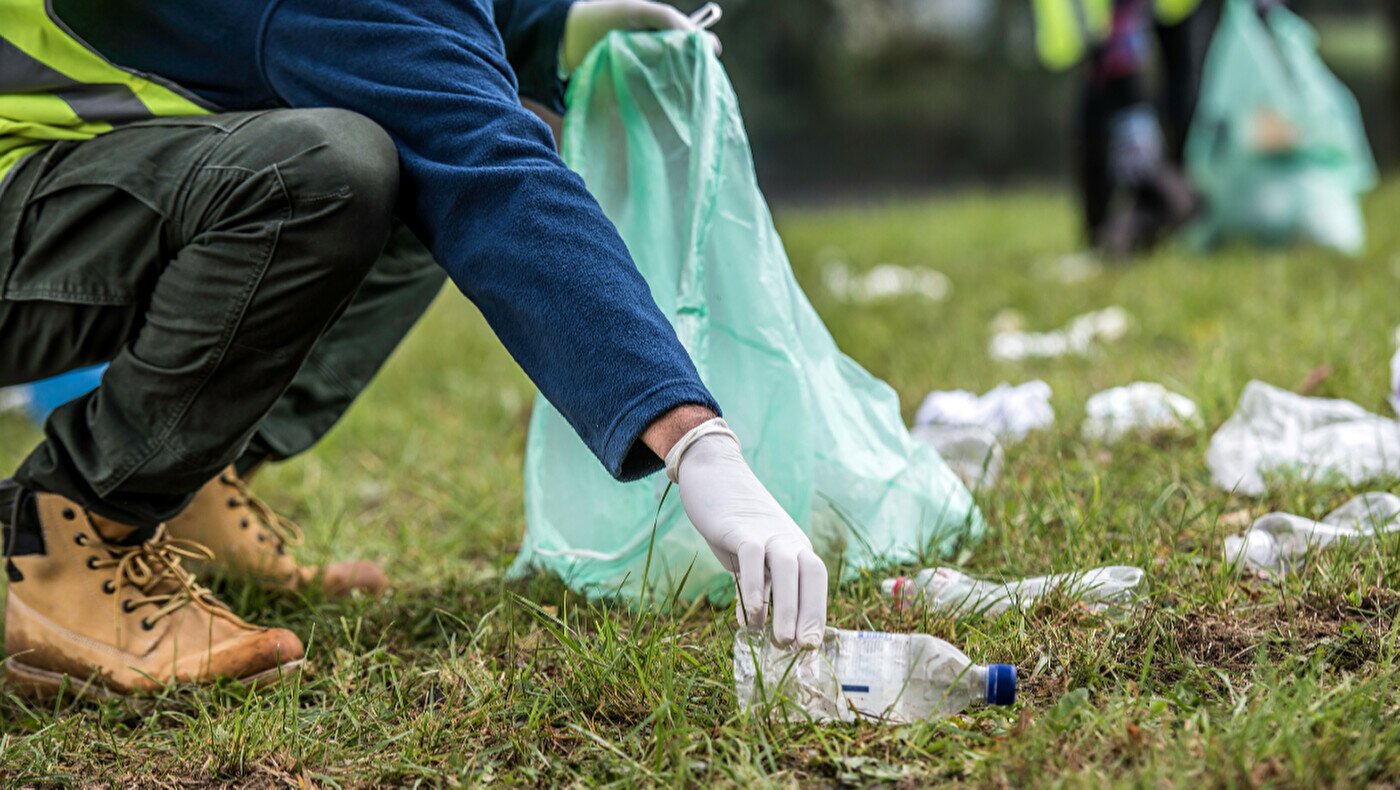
[
  {"left": 223, "top": 108, "right": 397, "bottom": 232},
  {"left": 229, "top": 108, "right": 397, "bottom": 192},
  {"left": 279, "top": 109, "right": 396, "bottom": 205},
  {"left": 224, "top": 110, "right": 400, "bottom": 290}
]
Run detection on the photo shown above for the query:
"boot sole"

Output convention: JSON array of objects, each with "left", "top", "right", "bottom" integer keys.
[{"left": 3, "top": 656, "right": 305, "bottom": 701}]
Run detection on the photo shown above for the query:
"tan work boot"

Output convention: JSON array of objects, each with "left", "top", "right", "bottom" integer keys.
[
  {"left": 166, "top": 467, "right": 387, "bottom": 597},
  {"left": 4, "top": 493, "right": 304, "bottom": 698}
]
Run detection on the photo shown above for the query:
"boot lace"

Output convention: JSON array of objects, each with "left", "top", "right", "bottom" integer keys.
[
  {"left": 221, "top": 472, "right": 305, "bottom": 550},
  {"left": 93, "top": 525, "right": 223, "bottom": 636}
]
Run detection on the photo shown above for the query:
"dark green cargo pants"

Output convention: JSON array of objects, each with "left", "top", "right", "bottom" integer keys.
[{"left": 0, "top": 109, "right": 445, "bottom": 532}]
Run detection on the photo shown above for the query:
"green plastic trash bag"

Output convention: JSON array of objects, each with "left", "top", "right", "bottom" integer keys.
[
  {"left": 1185, "top": 0, "right": 1376, "bottom": 255},
  {"left": 510, "top": 31, "right": 984, "bottom": 603}
]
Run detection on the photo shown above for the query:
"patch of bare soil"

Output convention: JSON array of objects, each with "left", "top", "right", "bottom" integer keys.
[{"left": 1158, "top": 585, "right": 1396, "bottom": 681}]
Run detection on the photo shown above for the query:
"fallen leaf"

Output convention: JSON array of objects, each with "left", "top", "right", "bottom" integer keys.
[
  {"left": 1296, "top": 364, "right": 1332, "bottom": 395},
  {"left": 1013, "top": 707, "right": 1034, "bottom": 736}
]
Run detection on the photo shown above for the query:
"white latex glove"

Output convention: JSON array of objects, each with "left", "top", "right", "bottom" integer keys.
[
  {"left": 666, "top": 418, "right": 828, "bottom": 647},
  {"left": 562, "top": 0, "right": 722, "bottom": 75}
]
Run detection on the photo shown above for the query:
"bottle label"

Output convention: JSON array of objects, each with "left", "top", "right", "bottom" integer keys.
[{"left": 837, "top": 630, "right": 904, "bottom": 718}]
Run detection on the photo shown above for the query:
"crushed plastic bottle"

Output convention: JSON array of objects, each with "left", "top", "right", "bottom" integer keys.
[
  {"left": 881, "top": 565, "right": 1146, "bottom": 616},
  {"left": 733, "top": 627, "right": 1016, "bottom": 724},
  {"left": 1223, "top": 492, "right": 1400, "bottom": 575}
]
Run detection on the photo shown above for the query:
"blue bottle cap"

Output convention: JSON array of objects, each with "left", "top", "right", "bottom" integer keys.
[{"left": 985, "top": 664, "right": 1016, "bottom": 706}]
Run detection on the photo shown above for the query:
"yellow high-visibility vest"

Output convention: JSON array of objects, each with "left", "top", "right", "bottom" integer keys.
[
  {"left": 0, "top": 0, "right": 211, "bottom": 188},
  {"left": 1032, "top": 0, "right": 1205, "bottom": 71},
  {"left": 1155, "top": 0, "right": 1203, "bottom": 26}
]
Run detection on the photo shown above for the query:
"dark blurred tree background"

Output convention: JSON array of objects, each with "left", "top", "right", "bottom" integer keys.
[{"left": 698, "top": 0, "right": 1396, "bottom": 202}]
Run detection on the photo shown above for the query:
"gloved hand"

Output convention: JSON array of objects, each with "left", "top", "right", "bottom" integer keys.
[
  {"left": 666, "top": 418, "right": 827, "bottom": 648},
  {"left": 562, "top": 0, "right": 722, "bottom": 75}
]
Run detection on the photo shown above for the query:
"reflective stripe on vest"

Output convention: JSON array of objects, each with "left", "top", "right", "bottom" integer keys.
[{"left": 0, "top": 0, "right": 213, "bottom": 185}]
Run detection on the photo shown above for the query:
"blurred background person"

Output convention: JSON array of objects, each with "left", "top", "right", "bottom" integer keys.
[
  {"left": 1034, "top": 0, "right": 1216, "bottom": 256},
  {"left": 1081, "top": 0, "right": 1215, "bottom": 256}
]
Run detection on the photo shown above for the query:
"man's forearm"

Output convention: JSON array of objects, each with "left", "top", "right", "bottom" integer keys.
[{"left": 641, "top": 404, "right": 719, "bottom": 460}]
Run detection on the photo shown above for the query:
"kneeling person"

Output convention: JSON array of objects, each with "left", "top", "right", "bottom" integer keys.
[{"left": 0, "top": 0, "right": 827, "bottom": 696}]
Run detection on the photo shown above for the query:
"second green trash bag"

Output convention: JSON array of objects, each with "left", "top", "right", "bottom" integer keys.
[
  {"left": 1185, "top": 0, "right": 1376, "bottom": 254},
  {"left": 511, "top": 31, "right": 984, "bottom": 603}
]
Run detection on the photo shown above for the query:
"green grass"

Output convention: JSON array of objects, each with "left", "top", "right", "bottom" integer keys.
[{"left": 3, "top": 183, "right": 1400, "bottom": 787}]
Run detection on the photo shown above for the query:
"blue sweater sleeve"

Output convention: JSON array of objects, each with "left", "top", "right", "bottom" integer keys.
[{"left": 260, "top": 0, "right": 718, "bottom": 480}]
